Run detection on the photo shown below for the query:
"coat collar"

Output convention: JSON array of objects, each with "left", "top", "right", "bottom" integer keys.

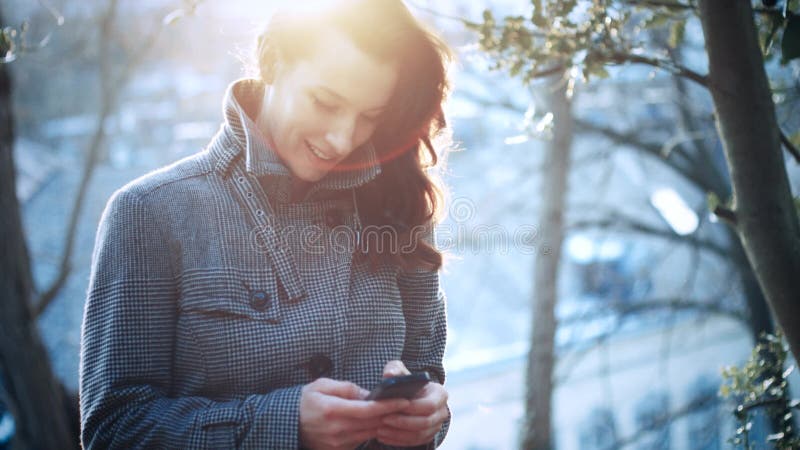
[{"left": 209, "top": 78, "right": 381, "bottom": 192}]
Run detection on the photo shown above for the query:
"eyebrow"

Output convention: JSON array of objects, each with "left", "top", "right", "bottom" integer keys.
[{"left": 317, "top": 86, "right": 388, "bottom": 113}]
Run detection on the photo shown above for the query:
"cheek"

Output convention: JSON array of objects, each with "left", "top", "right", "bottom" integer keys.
[{"left": 279, "top": 92, "right": 313, "bottom": 134}]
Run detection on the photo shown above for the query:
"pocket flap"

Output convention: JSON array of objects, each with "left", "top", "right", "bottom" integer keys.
[{"left": 180, "top": 268, "right": 281, "bottom": 322}]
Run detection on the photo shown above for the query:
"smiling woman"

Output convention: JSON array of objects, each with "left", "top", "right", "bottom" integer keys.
[
  {"left": 257, "top": 26, "right": 399, "bottom": 184},
  {"left": 79, "top": 1, "right": 454, "bottom": 449}
]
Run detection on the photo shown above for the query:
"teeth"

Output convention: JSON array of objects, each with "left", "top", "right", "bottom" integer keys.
[{"left": 308, "top": 142, "right": 333, "bottom": 161}]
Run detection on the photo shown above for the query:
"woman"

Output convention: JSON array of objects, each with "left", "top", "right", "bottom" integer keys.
[{"left": 79, "top": 0, "right": 453, "bottom": 449}]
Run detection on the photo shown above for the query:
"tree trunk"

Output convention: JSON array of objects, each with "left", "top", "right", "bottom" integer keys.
[
  {"left": 0, "top": 6, "right": 77, "bottom": 449},
  {"left": 522, "top": 77, "right": 573, "bottom": 450},
  {"left": 697, "top": 0, "right": 800, "bottom": 360}
]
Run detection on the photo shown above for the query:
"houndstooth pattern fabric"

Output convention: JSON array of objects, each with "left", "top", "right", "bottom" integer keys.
[{"left": 79, "top": 79, "right": 449, "bottom": 449}]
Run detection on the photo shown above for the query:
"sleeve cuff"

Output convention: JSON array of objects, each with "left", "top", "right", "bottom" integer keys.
[{"left": 241, "top": 385, "right": 304, "bottom": 449}]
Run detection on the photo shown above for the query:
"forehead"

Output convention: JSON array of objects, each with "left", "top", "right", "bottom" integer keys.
[{"left": 284, "top": 27, "right": 398, "bottom": 110}]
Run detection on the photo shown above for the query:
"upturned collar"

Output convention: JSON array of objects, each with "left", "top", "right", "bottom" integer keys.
[{"left": 209, "top": 78, "right": 382, "bottom": 192}]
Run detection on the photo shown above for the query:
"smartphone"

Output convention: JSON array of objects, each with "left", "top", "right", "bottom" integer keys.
[{"left": 366, "top": 372, "right": 431, "bottom": 401}]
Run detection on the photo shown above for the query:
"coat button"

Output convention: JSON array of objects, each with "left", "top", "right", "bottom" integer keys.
[
  {"left": 306, "top": 354, "right": 333, "bottom": 379},
  {"left": 249, "top": 290, "right": 270, "bottom": 311},
  {"left": 323, "top": 209, "right": 345, "bottom": 228}
]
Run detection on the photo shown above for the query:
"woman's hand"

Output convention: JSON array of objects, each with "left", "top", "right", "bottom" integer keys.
[
  {"left": 299, "top": 377, "right": 409, "bottom": 450},
  {"left": 376, "top": 361, "right": 450, "bottom": 447}
]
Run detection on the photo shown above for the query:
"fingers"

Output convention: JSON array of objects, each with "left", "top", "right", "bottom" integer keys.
[
  {"left": 301, "top": 380, "right": 408, "bottom": 450},
  {"left": 328, "top": 396, "right": 410, "bottom": 419},
  {"left": 301, "top": 374, "right": 443, "bottom": 449},
  {"left": 381, "top": 411, "right": 446, "bottom": 431},
  {"left": 340, "top": 417, "right": 385, "bottom": 432},
  {"left": 333, "top": 428, "right": 376, "bottom": 449},
  {"left": 382, "top": 360, "right": 411, "bottom": 378},
  {"left": 402, "top": 382, "right": 448, "bottom": 415},
  {"left": 307, "top": 426, "right": 376, "bottom": 450},
  {"left": 303, "top": 378, "right": 410, "bottom": 418},
  {"left": 312, "top": 377, "right": 369, "bottom": 400},
  {"left": 375, "top": 383, "right": 450, "bottom": 447},
  {"left": 377, "top": 427, "right": 438, "bottom": 447},
  {"left": 376, "top": 407, "right": 446, "bottom": 447}
]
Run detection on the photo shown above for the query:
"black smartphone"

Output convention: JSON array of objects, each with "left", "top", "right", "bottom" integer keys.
[{"left": 366, "top": 372, "right": 431, "bottom": 401}]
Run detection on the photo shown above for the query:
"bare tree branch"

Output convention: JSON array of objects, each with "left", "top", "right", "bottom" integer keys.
[
  {"left": 568, "top": 214, "right": 730, "bottom": 258},
  {"left": 620, "top": 0, "right": 697, "bottom": 10},
  {"left": 666, "top": 47, "right": 731, "bottom": 196},
  {"left": 739, "top": 396, "right": 800, "bottom": 414},
  {"left": 558, "top": 297, "right": 748, "bottom": 327},
  {"left": 712, "top": 205, "right": 738, "bottom": 226},
  {"left": 614, "top": 393, "right": 718, "bottom": 449},
  {"left": 34, "top": 0, "right": 167, "bottom": 316},
  {"left": 615, "top": 298, "right": 746, "bottom": 322},
  {"left": 406, "top": 1, "right": 481, "bottom": 28},
  {"left": 608, "top": 52, "right": 710, "bottom": 89},
  {"left": 573, "top": 118, "right": 717, "bottom": 194},
  {"left": 456, "top": 89, "right": 728, "bottom": 206}
]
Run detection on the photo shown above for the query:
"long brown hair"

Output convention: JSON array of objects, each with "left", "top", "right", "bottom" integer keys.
[{"left": 256, "top": 0, "right": 453, "bottom": 272}]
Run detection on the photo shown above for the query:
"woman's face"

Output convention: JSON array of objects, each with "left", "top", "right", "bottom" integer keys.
[{"left": 259, "top": 27, "right": 399, "bottom": 183}]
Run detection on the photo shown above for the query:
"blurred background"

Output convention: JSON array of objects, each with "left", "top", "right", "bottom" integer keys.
[{"left": 2, "top": 0, "right": 800, "bottom": 449}]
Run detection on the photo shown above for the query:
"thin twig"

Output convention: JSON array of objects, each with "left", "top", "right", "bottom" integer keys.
[
  {"left": 780, "top": 130, "right": 800, "bottom": 164},
  {"left": 558, "top": 297, "right": 748, "bottom": 326},
  {"left": 611, "top": 393, "right": 718, "bottom": 449},
  {"left": 712, "top": 205, "right": 738, "bottom": 227},
  {"left": 34, "top": 1, "right": 166, "bottom": 316},
  {"left": 739, "top": 396, "right": 800, "bottom": 414},
  {"left": 620, "top": 0, "right": 697, "bottom": 11},
  {"left": 610, "top": 52, "right": 710, "bottom": 89},
  {"left": 530, "top": 64, "right": 568, "bottom": 80},
  {"left": 574, "top": 118, "right": 715, "bottom": 194},
  {"left": 568, "top": 215, "right": 730, "bottom": 258},
  {"left": 405, "top": 1, "right": 480, "bottom": 27}
]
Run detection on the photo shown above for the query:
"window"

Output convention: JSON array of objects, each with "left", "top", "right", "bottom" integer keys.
[
  {"left": 634, "top": 391, "right": 671, "bottom": 450},
  {"left": 687, "top": 376, "right": 720, "bottom": 450},
  {"left": 579, "top": 407, "right": 618, "bottom": 450}
]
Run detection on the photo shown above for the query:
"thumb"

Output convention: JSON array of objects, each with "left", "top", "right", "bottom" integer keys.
[
  {"left": 382, "top": 360, "right": 411, "bottom": 378},
  {"left": 313, "top": 378, "right": 369, "bottom": 400}
]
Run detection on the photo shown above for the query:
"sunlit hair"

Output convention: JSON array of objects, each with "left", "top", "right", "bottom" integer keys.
[{"left": 255, "top": 0, "right": 453, "bottom": 272}]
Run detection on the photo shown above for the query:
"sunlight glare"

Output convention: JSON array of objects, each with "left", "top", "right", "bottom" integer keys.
[
  {"left": 566, "top": 235, "right": 594, "bottom": 263},
  {"left": 650, "top": 188, "right": 699, "bottom": 235}
]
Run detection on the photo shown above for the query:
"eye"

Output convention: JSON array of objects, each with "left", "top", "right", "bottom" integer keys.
[{"left": 311, "top": 94, "right": 338, "bottom": 113}]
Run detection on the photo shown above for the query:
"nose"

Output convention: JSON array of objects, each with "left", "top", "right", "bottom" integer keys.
[{"left": 325, "top": 116, "right": 357, "bottom": 156}]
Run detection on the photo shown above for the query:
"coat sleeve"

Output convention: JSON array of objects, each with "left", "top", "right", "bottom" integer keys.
[
  {"left": 394, "top": 225, "right": 450, "bottom": 449},
  {"left": 79, "top": 188, "right": 303, "bottom": 449}
]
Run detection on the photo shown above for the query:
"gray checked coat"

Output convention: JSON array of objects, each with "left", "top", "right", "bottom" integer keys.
[{"left": 79, "top": 79, "right": 449, "bottom": 449}]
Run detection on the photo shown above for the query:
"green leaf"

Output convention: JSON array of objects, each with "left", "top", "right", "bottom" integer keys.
[
  {"left": 781, "top": 13, "right": 800, "bottom": 64},
  {"left": 591, "top": 65, "right": 610, "bottom": 79},
  {"left": 668, "top": 20, "right": 686, "bottom": 48},
  {"left": 763, "top": 14, "right": 783, "bottom": 55},
  {"left": 789, "top": 131, "right": 800, "bottom": 148},
  {"left": 643, "top": 12, "right": 671, "bottom": 29},
  {"left": 794, "top": 196, "right": 800, "bottom": 220},
  {"left": 707, "top": 192, "right": 721, "bottom": 212}
]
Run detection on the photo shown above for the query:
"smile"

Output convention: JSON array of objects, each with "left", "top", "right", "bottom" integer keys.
[{"left": 306, "top": 141, "right": 335, "bottom": 161}]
